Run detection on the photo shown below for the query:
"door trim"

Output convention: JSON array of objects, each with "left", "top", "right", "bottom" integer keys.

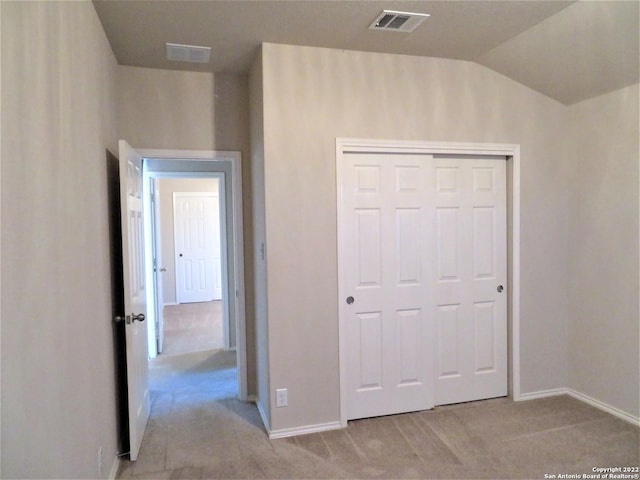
[
  {"left": 336, "top": 138, "right": 521, "bottom": 427},
  {"left": 138, "top": 149, "right": 248, "bottom": 401}
]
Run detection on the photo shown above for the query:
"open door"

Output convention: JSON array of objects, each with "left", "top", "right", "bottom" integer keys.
[
  {"left": 117, "top": 140, "right": 150, "bottom": 461},
  {"left": 149, "top": 178, "right": 165, "bottom": 354}
]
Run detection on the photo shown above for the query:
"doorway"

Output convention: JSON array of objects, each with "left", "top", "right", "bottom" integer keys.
[
  {"left": 152, "top": 179, "right": 227, "bottom": 357},
  {"left": 140, "top": 149, "right": 248, "bottom": 401}
]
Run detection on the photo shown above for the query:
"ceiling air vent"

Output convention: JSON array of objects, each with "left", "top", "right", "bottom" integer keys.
[
  {"left": 166, "top": 43, "right": 211, "bottom": 63},
  {"left": 369, "top": 10, "right": 430, "bottom": 33}
]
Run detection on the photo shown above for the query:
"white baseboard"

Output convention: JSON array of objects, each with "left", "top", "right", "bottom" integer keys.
[
  {"left": 517, "top": 387, "right": 639, "bottom": 426},
  {"left": 108, "top": 456, "right": 120, "bottom": 480},
  {"left": 517, "top": 388, "right": 568, "bottom": 401},
  {"left": 565, "top": 388, "right": 640, "bottom": 427},
  {"left": 268, "top": 420, "right": 342, "bottom": 440},
  {"left": 254, "top": 398, "right": 342, "bottom": 439}
]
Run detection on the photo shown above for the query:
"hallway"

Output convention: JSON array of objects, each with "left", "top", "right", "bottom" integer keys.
[{"left": 118, "top": 348, "right": 244, "bottom": 478}]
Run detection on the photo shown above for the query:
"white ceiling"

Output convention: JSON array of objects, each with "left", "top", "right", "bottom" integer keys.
[{"left": 93, "top": 0, "right": 639, "bottom": 105}]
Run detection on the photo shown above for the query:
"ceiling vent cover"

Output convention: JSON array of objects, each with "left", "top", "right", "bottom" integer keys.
[
  {"left": 369, "top": 10, "right": 430, "bottom": 32},
  {"left": 166, "top": 43, "right": 211, "bottom": 63}
]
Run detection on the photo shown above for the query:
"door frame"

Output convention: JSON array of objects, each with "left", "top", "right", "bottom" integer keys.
[
  {"left": 336, "top": 138, "right": 521, "bottom": 427},
  {"left": 140, "top": 149, "right": 249, "bottom": 401},
  {"left": 147, "top": 177, "right": 165, "bottom": 355}
]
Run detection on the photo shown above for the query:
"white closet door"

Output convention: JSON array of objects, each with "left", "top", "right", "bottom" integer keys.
[
  {"left": 431, "top": 157, "right": 507, "bottom": 405},
  {"left": 341, "top": 154, "right": 435, "bottom": 420},
  {"left": 340, "top": 153, "right": 507, "bottom": 421}
]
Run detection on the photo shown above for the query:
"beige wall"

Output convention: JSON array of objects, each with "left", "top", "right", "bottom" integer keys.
[
  {"left": 156, "top": 178, "right": 219, "bottom": 305},
  {"left": 566, "top": 84, "right": 639, "bottom": 418},
  {"left": 258, "top": 43, "right": 571, "bottom": 432},
  {"left": 115, "top": 67, "right": 252, "bottom": 153},
  {"left": 1, "top": 1, "right": 120, "bottom": 477},
  {"left": 116, "top": 66, "right": 215, "bottom": 150}
]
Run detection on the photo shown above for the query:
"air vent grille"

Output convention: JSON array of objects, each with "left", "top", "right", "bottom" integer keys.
[
  {"left": 388, "top": 15, "right": 411, "bottom": 29},
  {"left": 166, "top": 43, "right": 211, "bottom": 63},
  {"left": 369, "top": 10, "right": 429, "bottom": 32}
]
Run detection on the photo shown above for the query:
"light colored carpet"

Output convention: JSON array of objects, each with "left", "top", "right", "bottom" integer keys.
[
  {"left": 118, "top": 350, "right": 639, "bottom": 479},
  {"left": 161, "top": 302, "right": 224, "bottom": 357}
]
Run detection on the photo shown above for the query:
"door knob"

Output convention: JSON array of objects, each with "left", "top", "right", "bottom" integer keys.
[
  {"left": 346, "top": 296, "right": 355, "bottom": 305},
  {"left": 497, "top": 285, "right": 504, "bottom": 293},
  {"left": 114, "top": 313, "right": 145, "bottom": 324}
]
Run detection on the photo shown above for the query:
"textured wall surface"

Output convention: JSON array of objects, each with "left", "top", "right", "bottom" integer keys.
[
  {"left": 259, "top": 43, "right": 571, "bottom": 432},
  {"left": 567, "top": 84, "right": 640, "bottom": 418},
  {"left": 1, "top": 2, "right": 120, "bottom": 477}
]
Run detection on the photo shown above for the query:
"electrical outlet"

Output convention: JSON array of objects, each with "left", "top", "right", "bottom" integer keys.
[
  {"left": 275, "top": 388, "right": 288, "bottom": 407},
  {"left": 97, "top": 446, "right": 103, "bottom": 476}
]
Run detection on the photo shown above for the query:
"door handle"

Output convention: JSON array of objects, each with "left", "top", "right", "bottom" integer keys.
[
  {"left": 160, "top": 268, "right": 167, "bottom": 272},
  {"left": 346, "top": 296, "right": 355, "bottom": 305},
  {"left": 497, "top": 285, "right": 504, "bottom": 293},
  {"left": 114, "top": 313, "right": 145, "bottom": 324}
]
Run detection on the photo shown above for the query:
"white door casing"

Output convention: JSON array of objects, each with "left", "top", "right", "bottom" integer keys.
[
  {"left": 150, "top": 179, "right": 165, "bottom": 354},
  {"left": 174, "top": 193, "right": 219, "bottom": 304},
  {"left": 337, "top": 139, "right": 517, "bottom": 424},
  {"left": 118, "top": 140, "right": 150, "bottom": 461},
  {"left": 211, "top": 193, "right": 223, "bottom": 301}
]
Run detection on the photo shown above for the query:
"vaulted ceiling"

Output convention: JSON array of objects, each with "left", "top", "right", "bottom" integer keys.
[{"left": 93, "top": 0, "right": 639, "bottom": 105}]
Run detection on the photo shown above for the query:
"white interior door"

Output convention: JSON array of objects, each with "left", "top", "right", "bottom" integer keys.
[
  {"left": 174, "top": 194, "right": 218, "bottom": 303},
  {"left": 339, "top": 152, "right": 507, "bottom": 421},
  {"left": 432, "top": 156, "right": 507, "bottom": 405},
  {"left": 150, "top": 179, "right": 165, "bottom": 354},
  {"left": 118, "top": 140, "right": 150, "bottom": 461},
  {"left": 341, "top": 154, "right": 435, "bottom": 420}
]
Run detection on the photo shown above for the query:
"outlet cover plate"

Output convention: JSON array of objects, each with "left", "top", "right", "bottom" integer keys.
[{"left": 275, "top": 388, "right": 288, "bottom": 407}]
